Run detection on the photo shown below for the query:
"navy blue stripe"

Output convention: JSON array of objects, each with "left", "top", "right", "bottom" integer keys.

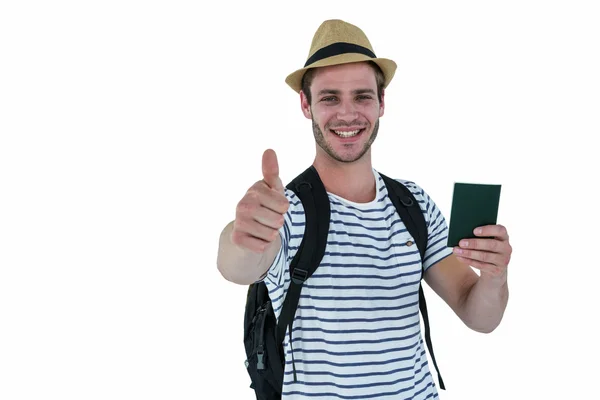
[
  {"left": 292, "top": 320, "right": 420, "bottom": 336},
  {"left": 285, "top": 340, "right": 420, "bottom": 361},
  {"left": 282, "top": 374, "right": 432, "bottom": 399},
  {"left": 423, "top": 245, "right": 450, "bottom": 265},
  {"left": 270, "top": 288, "right": 285, "bottom": 307},
  {"left": 326, "top": 227, "right": 408, "bottom": 241},
  {"left": 292, "top": 311, "right": 419, "bottom": 324},
  {"left": 283, "top": 360, "right": 429, "bottom": 390},
  {"left": 322, "top": 240, "right": 415, "bottom": 252},
  {"left": 427, "top": 226, "right": 447, "bottom": 243},
  {"left": 289, "top": 233, "right": 420, "bottom": 252},
  {"left": 427, "top": 235, "right": 449, "bottom": 252},
  {"left": 274, "top": 294, "right": 419, "bottom": 315},
  {"left": 296, "top": 300, "right": 418, "bottom": 313},
  {"left": 283, "top": 219, "right": 291, "bottom": 242},
  {"left": 299, "top": 289, "right": 418, "bottom": 303},
  {"left": 265, "top": 275, "right": 276, "bottom": 285},
  {"left": 309, "top": 270, "right": 420, "bottom": 280},
  {"left": 292, "top": 225, "right": 409, "bottom": 243},
  {"left": 321, "top": 251, "right": 401, "bottom": 261},
  {"left": 286, "top": 344, "right": 421, "bottom": 357},
  {"left": 414, "top": 381, "right": 438, "bottom": 399},
  {"left": 316, "top": 259, "right": 420, "bottom": 270},
  {"left": 283, "top": 349, "right": 426, "bottom": 378},
  {"left": 428, "top": 211, "right": 444, "bottom": 232},
  {"left": 328, "top": 217, "right": 404, "bottom": 231},
  {"left": 291, "top": 329, "right": 420, "bottom": 346},
  {"left": 297, "top": 280, "right": 420, "bottom": 291},
  {"left": 330, "top": 208, "right": 396, "bottom": 222}
]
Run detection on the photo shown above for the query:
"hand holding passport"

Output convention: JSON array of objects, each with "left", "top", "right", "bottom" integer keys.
[{"left": 447, "top": 182, "right": 502, "bottom": 247}]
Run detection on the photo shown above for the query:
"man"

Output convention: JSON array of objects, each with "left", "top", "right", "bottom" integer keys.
[{"left": 217, "top": 19, "right": 512, "bottom": 399}]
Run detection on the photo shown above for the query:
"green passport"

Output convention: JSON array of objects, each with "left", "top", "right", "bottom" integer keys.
[{"left": 447, "top": 182, "right": 502, "bottom": 247}]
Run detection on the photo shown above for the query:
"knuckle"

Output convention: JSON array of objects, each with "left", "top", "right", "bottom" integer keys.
[
  {"left": 489, "top": 240, "right": 498, "bottom": 251},
  {"left": 277, "top": 195, "right": 290, "bottom": 211},
  {"left": 246, "top": 189, "right": 261, "bottom": 203},
  {"left": 235, "top": 202, "right": 244, "bottom": 215},
  {"left": 232, "top": 218, "right": 247, "bottom": 233},
  {"left": 238, "top": 199, "right": 258, "bottom": 216},
  {"left": 251, "top": 180, "right": 266, "bottom": 190},
  {"left": 236, "top": 198, "right": 248, "bottom": 212},
  {"left": 480, "top": 251, "right": 489, "bottom": 262},
  {"left": 277, "top": 215, "right": 285, "bottom": 227},
  {"left": 230, "top": 230, "right": 245, "bottom": 246}
]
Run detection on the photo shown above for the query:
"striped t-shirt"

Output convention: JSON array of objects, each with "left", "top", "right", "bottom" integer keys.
[{"left": 262, "top": 169, "right": 453, "bottom": 400}]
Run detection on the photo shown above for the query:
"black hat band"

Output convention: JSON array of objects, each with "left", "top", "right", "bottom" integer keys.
[{"left": 304, "top": 42, "right": 377, "bottom": 67}]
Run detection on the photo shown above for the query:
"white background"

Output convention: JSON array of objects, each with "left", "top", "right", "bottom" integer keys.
[{"left": 1, "top": 1, "right": 599, "bottom": 399}]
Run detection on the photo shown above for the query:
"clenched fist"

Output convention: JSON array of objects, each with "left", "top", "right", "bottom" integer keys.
[{"left": 230, "top": 149, "right": 289, "bottom": 253}]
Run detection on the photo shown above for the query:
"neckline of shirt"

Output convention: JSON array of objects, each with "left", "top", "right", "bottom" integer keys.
[{"left": 326, "top": 169, "right": 384, "bottom": 209}]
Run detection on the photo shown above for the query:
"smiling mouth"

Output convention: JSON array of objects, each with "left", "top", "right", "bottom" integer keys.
[{"left": 330, "top": 128, "right": 365, "bottom": 138}]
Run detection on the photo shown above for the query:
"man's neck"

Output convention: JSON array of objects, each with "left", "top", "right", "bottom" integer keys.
[{"left": 312, "top": 152, "right": 376, "bottom": 204}]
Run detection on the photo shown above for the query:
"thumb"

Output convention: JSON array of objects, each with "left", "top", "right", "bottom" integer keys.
[{"left": 262, "top": 149, "right": 284, "bottom": 193}]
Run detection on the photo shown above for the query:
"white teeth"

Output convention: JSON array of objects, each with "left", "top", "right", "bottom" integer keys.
[{"left": 333, "top": 129, "right": 361, "bottom": 137}]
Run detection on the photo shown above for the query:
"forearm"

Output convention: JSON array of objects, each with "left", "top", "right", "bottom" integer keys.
[
  {"left": 459, "top": 272, "right": 509, "bottom": 333},
  {"left": 216, "top": 221, "right": 281, "bottom": 285}
]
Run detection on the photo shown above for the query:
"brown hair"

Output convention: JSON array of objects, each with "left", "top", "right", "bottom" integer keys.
[{"left": 301, "top": 61, "right": 386, "bottom": 105}]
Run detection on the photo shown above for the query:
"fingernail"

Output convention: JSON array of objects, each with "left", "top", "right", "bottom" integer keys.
[
  {"left": 460, "top": 240, "right": 469, "bottom": 247},
  {"left": 474, "top": 228, "right": 482, "bottom": 235},
  {"left": 454, "top": 247, "right": 463, "bottom": 254}
]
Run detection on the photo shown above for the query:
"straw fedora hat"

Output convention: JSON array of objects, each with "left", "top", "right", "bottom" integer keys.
[{"left": 285, "top": 19, "right": 397, "bottom": 93}]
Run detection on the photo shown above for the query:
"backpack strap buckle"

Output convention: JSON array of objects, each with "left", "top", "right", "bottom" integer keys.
[{"left": 291, "top": 267, "right": 308, "bottom": 284}]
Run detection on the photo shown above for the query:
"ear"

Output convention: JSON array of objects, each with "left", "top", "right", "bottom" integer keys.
[
  {"left": 300, "top": 90, "right": 312, "bottom": 119},
  {"left": 379, "top": 89, "right": 385, "bottom": 118}
]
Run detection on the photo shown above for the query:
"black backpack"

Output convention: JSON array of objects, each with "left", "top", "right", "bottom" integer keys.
[{"left": 242, "top": 166, "right": 446, "bottom": 400}]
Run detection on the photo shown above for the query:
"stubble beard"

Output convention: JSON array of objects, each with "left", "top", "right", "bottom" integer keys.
[{"left": 312, "top": 118, "right": 379, "bottom": 163}]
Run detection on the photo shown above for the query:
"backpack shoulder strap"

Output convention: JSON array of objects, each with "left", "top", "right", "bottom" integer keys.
[
  {"left": 379, "top": 172, "right": 446, "bottom": 391},
  {"left": 285, "top": 165, "right": 330, "bottom": 284},
  {"left": 379, "top": 174, "right": 427, "bottom": 256},
  {"left": 276, "top": 165, "right": 330, "bottom": 381}
]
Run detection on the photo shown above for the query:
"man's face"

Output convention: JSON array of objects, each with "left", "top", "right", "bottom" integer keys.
[{"left": 301, "top": 62, "right": 385, "bottom": 163}]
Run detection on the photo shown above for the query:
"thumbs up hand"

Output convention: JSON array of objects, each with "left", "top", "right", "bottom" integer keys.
[{"left": 231, "top": 149, "right": 290, "bottom": 253}]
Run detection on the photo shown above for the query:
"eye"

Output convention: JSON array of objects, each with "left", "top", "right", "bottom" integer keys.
[
  {"left": 321, "top": 96, "right": 338, "bottom": 102},
  {"left": 356, "top": 95, "right": 373, "bottom": 101}
]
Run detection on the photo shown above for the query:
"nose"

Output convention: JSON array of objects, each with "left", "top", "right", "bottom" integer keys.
[{"left": 336, "top": 100, "right": 358, "bottom": 122}]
